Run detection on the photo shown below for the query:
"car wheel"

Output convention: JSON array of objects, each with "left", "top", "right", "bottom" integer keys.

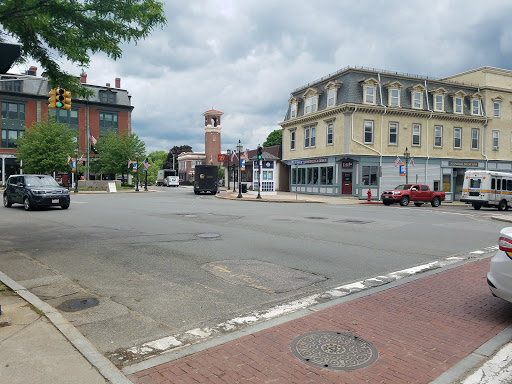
[
  {"left": 498, "top": 199, "right": 507, "bottom": 211},
  {"left": 431, "top": 197, "right": 441, "bottom": 207},
  {"left": 3, "top": 194, "right": 12, "bottom": 208},
  {"left": 383, "top": 201, "right": 391, "bottom": 206},
  {"left": 24, "top": 197, "right": 32, "bottom": 211},
  {"left": 399, "top": 196, "right": 409, "bottom": 206},
  {"left": 472, "top": 204, "right": 482, "bottom": 210},
  {"left": 61, "top": 204, "right": 70, "bottom": 210},
  {"left": 414, "top": 202, "right": 423, "bottom": 207}
]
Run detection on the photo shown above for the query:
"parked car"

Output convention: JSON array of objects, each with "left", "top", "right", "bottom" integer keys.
[
  {"left": 3, "top": 174, "right": 70, "bottom": 210},
  {"left": 487, "top": 227, "right": 512, "bottom": 303},
  {"left": 381, "top": 184, "right": 446, "bottom": 207}
]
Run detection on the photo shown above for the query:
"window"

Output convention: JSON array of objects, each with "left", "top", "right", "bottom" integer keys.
[
  {"left": 454, "top": 127, "right": 462, "bottom": 149},
  {"left": 304, "top": 96, "right": 318, "bottom": 114},
  {"left": 320, "top": 166, "right": 333, "bottom": 185},
  {"left": 389, "top": 88, "right": 399, "bottom": 107},
  {"left": 327, "top": 123, "right": 334, "bottom": 145},
  {"left": 1, "top": 102, "right": 25, "bottom": 120},
  {"left": 434, "top": 94, "right": 444, "bottom": 112},
  {"left": 364, "top": 85, "right": 375, "bottom": 104},
  {"left": 364, "top": 120, "right": 374, "bottom": 144},
  {"left": 1, "top": 102, "right": 25, "bottom": 148},
  {"left": 290, "top": 103, "right": 297, "bottom": 118},
  {"left": 472, "top": 99, "right": 480, "bottom": 115},
  {"left": 362, "top": 166, "right": 379, "bottom": 186},
  {"left": 1, "top": 79, "right": 22, "bottom": 92},
  {"left": 471, "top": 128, "right": 479, "bottom": 149},
  {"left": 49, "top": 108, "right": 79, "bottom": 132},
  {"left": 494, "top": 102, "right": 501, "bottom": 118},
  {"left": 1, "top": 129, "right": 23, "bottom": 148},
  {"left": 290, "top": 130, "right": 295, "bottom": 150},
  {"left": 100, "top": 91, "right": 116, "bottom": 104},
  {"left": 434, "top": 125, "right": 443, "bottom": 147},
  {"left": 493, "top": 130, "right": 499, "bottom": 149},
  {"left": 99, "top": 111, "right": 119, "bottom": 137},
  {"left": 454, "top": 97, "right": 463, "bottom": 114},
  {"left": 327, "top": 88, "right": 336, "bottom": 107},
  {"left": 412, "top": 124, "right": 421, "bottom": 146},
  {"left": 304, "top": 126, "right": 316, "bottom": 148},
  {"left": 413, "top": 91, "right": 422, "bottom": 109},
  {"left": 388, "top": 122, "right": 398, "bottom": 145}
]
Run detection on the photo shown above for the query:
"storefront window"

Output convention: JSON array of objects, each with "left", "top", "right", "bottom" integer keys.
[
  {"left": 320, "top": 167, "right": 333, "bottom": 185},
  {"left": 362, "top": 166, "right": 379, "bottom": 186}
]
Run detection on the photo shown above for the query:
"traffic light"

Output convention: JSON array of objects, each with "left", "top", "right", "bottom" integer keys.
[
  {"left": 48, "top": 89, "right": 57, "bottom": 109},
  {"left": 56, "top": 88, "right": 65, "bottom": 108},
  {"left": 63, "top": 89, "right": 72, "bottom": 110},
  {"left": 257, "top": 146, "right": 263, "bottom": 160}
]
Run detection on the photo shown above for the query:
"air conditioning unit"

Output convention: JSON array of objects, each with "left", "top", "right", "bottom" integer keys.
[{"left": 493, "top": 146, "right": 499, "bottom": 151}]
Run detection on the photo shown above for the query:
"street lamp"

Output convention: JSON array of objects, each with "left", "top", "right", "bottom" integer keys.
[
  {"left": 404, "top": 147, "right": 410, "bottom": 184},
  {"left": 236, "top": 140, "right": 243, "bottom": 198},
  {"left": 232, "top": 163, "right": 236, "bottom": 192},
  {"left": 257, "top": 144, "right": 262, "bottom": 199},
  {"left": 144, "top": 160, "right": 148, "bottom": 191},
  {"left": 135, "top": 151, "right": 139, "bottom": 192},
  {"left": 74, "top": 147, "right": 79, "bottom": 193},
  {"left": 226, "top": 149, "right": 231, "bottom": 189}
]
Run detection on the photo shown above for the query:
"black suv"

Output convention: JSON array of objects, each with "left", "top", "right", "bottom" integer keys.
[{"left": 3, "top": 175, "right": 70, "bottom": 210}]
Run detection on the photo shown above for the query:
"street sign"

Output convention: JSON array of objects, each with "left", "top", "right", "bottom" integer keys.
[
  {"left": 240, "top": 158, "right": 246, "bottom": 171},
  {"left": 292, "top": 160, "right": 305, "bottom": 165},
  {"left": 399, "top": 163, "right": 406, "bottom": 176}
]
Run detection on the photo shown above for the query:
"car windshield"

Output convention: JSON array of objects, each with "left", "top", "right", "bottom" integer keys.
[
  {"left": 394, "top": 184, "right": 412, "bottom": 190},
  {"left": 25, "top": 176, "right": 60, "bottom": 187}
]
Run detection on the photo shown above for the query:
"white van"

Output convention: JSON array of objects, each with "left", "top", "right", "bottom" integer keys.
[{"left": 460, "top": 170, "right": 512, "bottom": 210}]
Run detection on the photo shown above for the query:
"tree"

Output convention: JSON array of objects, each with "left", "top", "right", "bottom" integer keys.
[
  {"left": 145, "top": 150, "right": 167, "bottom": 182},
  {"left": 0, "top": 0, "right": 166, "bottom": 97},
  {"left": 163, "top": 145, "right": 192, "bottom": 170},
  {"left": 262, "top": 129, "right": 282, "bottom": 147},
  {"left": 16, "top": 117, "right": 76, "bottom": 174}
]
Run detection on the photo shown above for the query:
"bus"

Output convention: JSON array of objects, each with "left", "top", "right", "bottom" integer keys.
[{"left": 460, "top": 170, "right": 512, "bottom": 210}]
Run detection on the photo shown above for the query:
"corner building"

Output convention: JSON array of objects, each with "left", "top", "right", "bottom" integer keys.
[
  {"left": 279, "top": 66, "right": 512, "bottom": 201},
  {"left": 0, "top": 67, "right": 133, "bottom": 184}
]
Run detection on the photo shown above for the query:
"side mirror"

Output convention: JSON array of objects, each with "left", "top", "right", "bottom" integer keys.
[{"left": 411, "top": 187, "right": 417, "bottom": 191}]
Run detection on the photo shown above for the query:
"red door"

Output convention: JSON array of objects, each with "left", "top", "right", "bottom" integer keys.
[{"left": 342, "top": 172, "right": 352, "bottom": 194}]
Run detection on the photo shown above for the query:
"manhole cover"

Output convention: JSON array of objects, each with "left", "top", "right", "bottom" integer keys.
[
  {"left": 305, "top": 216, "right": 327, "bottom": 220},
  {"left": 291, "top": 331, "right": 378, "bottom": 370},
  {"left": 57, "top": 298, "right": 99, "bottom": 312},
  {"left": 196, "top": 233, "right": 221, "bottom": 238},
  {"left": 335, "top": 219, "right": 373, "bottom": 224}
]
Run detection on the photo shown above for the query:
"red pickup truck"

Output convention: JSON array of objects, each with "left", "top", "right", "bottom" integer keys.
[{"left": 381, "top": 184, "right": 446, "bottom": 207}]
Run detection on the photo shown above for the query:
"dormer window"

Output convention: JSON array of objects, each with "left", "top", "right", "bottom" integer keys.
[
  {"left": 325, "top": 80, "right": 342, "bottom": 108},
  {"left": 409, "top": 84, "right": 425, "bottom": 110},
  {"left": 492, "top": 96, "right": 503, "bottom": 118},
  {"left": 431, "top": 87, "right": 447, "bottom": 112},
  {"left": 385, "top": 81, "right": 403, "bottom": 107},
  {"left": 302, "top": 88, "right": 322, "bottom": 115},
  {"left": 288, "top": 96, "right": 299, "bottom": 118},
  {"left": 361, "top": 78, "right": 378, "bottom": 105},
  {"left": 470, "top": 92, "right": 483, "bottom": 116},
  {"left": 452, "top": 90, "right": 466, "bottom": 114},
  {"left": 100, "top": 90, "right": 116, "bottom": 104}
]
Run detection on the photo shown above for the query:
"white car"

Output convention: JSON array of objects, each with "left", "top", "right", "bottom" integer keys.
[{"left": 487, "top": 227, "right": 512, "bottom": 303}]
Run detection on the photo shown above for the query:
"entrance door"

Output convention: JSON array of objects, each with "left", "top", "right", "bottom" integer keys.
[{"left": 342, "top": 172, "right": 352, "bottom": 194}]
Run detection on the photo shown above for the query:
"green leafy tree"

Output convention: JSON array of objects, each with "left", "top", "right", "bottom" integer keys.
[
  {"left": 262, "top": 129, "right": 282, "bottom": 147},
  {"left": 163, "top": 145, "right": 192, "bottom": 170},
  {"left": 16, "top": 117, "right": 76, "bottom": 174},
  {"left": 0, "top": 0, "right": 166, "bottom": 97},
  {"left": 145, "top": 150, "right": 166, "bottom": 183}
]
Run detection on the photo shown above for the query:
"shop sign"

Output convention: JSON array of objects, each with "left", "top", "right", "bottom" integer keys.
[
  {"left": 342, "top": 161, "right": 353, "bottom": 168},
  {"left": 303, "top": 158, "right": 328, "bottom": 164},
  {"left": 218, "top": 154, "right": 226, "bottom": 162},
  {"left": 448, "top": 161, "right": 479, "bottom": 167}
]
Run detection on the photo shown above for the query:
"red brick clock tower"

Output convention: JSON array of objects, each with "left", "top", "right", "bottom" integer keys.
[{"left": 203, "top": 109, "right": 223, "bottom": 166}]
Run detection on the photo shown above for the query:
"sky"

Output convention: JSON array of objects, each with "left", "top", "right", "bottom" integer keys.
[{"left": 11, "top": 0, "right": 512, "bottom": 155}]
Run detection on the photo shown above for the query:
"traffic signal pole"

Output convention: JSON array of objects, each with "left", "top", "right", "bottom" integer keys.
[{"left": 257, "top": 146, "right": 262, "bottom": 199}]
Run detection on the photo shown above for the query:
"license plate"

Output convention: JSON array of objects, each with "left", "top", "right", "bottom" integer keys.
[{"left": 52, "top": 199, "right": 59, "bottom": 204}]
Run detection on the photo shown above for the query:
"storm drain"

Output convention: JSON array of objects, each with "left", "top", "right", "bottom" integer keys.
[
  {"left": 196, "top": 233, "right": 221, "bottom": 239},
  {"left": 291, "top": 331, "right": 378, "bottom": 370},
  {"left": 57, "top": 298, "right": 99, "bottom": 312}
]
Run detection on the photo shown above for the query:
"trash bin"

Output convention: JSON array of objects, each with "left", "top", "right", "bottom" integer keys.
[{"left": 241, "top": 184, "right": 247, "bottom": 193}]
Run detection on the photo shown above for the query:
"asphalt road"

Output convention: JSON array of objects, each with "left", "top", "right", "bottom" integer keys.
[{"left": 0, "top": 186, "right": 508, "bottom": 367}]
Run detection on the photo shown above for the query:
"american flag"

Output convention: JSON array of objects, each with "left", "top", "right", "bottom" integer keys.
[
  {"left": 127, "top": 159, "right": 132, "bottom": 168},
  {"left": 89, "top": 132, "right": 97, "bottom": 145},
  {"left": 78, "top": 155, "right": 84, "bottom": 165},
  {"left": 244, "top": 148, "right": 248, "bottom": 160},
  {"left": 67, "top": 155, "right": 71, "bottom": 165},
  {"left": 142, "top": 158, "right": 151, "bottom": 169},
  {"left": 230, "top": 150, "right": 236, "bottom": 162},
  {"left": 410, "top": 157, "right": 415, "bottom": 167},
  {"left": 394, "top": 156, "right": 401, "bottom": 167}
]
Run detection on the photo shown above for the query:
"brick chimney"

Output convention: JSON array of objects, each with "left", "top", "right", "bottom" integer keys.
[
  {"left": 80, "top": 72, "right": 87, "bottom": 83},
  {"left": 28, "top": 66, "right": 37, "bottom": 76},
  {"left": 106, "top": 83, "right": 110, "bottom": 87},
  {"left": 115, "top": 78, "right": 121, "bottom": 88}
]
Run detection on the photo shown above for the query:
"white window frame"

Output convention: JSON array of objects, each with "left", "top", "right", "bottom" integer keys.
[
  {"left": 389, "top": 88, "right": 400, "bottom": 107},
  {"left": 327, "top": 88, "right": 336, "bottom": 107},
  {"left": 412, "top": 123, "right": 421, "bottom": 146},
  {"left": 472, "top": 99, "right": 480, "bottom": 115},
  {"left": 434, "top": 125, "right": 443, "bottom": 147},
  {"left": 471, "top": 128, "right": 479, "bottom": 149},
  {"left": 364, "top": 120, "right": 374, "bottom": 144},
  {"left": 434, "top": 94, "right": 444, "bottom": 112},
  {"left": 326, "top": 123, "right": 334, "bottom": 145},
  {"left": 305, "top": 96, "right": 318, "bottom": 114},
  {"left": 388, "top": 122, "right": 398, "bottom": 145},
  {"left": 454, "top": 127, "right": 462, "bottom": 149},
  {"left": 454, "top": 97, "right": 463, "bottom": 114},
  {"left": 494, "top": 102, "right": 501, "bottom": 118},
  {"left": 413, "top": 91, "right": 422, "bottom": 109},
  {"left": 493, "top": 130, "right": 499, "bottom": 149},
  {"left": 304, "top": 126, "right": 316, "bottom": 148},
  {"left": 364, "top": 85, "right": 375, "bottom": 104},
  {"left": 290, "top": 130, "right": 296, "bottom": 150},
  {"left": 290, "top": 103, "right": 297, "bottom": 118}
]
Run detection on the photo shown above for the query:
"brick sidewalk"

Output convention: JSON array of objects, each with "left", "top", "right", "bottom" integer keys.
[{"left": 127, "top": 258, "right": 512, "bottom": 384}]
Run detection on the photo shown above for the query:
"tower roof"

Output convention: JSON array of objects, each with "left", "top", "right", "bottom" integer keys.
[{"left": 203, "top": 109, "right": 223, "bottom": 116}]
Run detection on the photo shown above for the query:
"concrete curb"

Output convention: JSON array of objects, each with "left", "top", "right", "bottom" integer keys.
[{"left": 0, "top": 270, "right": 131, "bottom": 384}]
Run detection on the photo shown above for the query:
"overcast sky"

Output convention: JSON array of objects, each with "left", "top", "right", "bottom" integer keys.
[{"left": 13, "top": 0, "right": 512, "bottom": 155}]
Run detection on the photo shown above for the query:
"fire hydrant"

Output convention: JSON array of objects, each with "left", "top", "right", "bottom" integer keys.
[{"left": 367, "top": 189, "right": 371, "bottom": 201}]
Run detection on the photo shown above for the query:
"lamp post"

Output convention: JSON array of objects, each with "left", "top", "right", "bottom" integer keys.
[
  {"left": 226, "top": 149, "right": 231, "bottom": 189},
  {"left": 404, "top": 147, "right": 410, "bottom": 184},
  {"left": 257, "top": 145, "right": 262, "bottom": 199},
  {"left": 74, "top": 147, "right": 79, "bottom": 193},
  {"left": 232, "top": 163, "right": 236, "bottom": 192},
  {"left": 144, "top": 162, "right": 148, "bottom": 191},
  {"left": 236, "top": 140, "right": 243, "bottom": 198},
  {"left": 135, "top": 152, "right": 139, "bottom": 192}
]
